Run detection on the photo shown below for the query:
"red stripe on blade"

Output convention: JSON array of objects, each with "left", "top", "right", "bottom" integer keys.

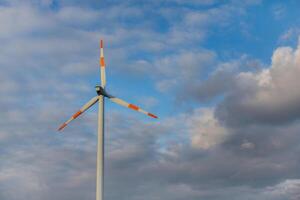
[
  {"left": 58, "top": 123, "right": 67, "bottom": 131},
  {"left": 148, "top": 113, "right": 158, "bottom": 119},
  {"left": 100, "top": 57, "right": 105, "bottom": 67},
  {"left": 100, "top": 40, "right": 103, "bottom": 48},
  {"left": 128, "top": 104, "right": 139, "bottom": 110},
  {"left": 73, "top": 111, "right": 82, "bottom": 119}
]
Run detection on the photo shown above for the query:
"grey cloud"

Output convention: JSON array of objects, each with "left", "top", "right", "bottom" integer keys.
[
  {"left": 179, "top": 60, "right": 237, "bottom": 102},
  {"left": 105, "top": 111, "right": 300, "bottom": 200},
  {"left": 179, "top": 55, "right": 262, "bottom": 103},
  {"left": 2, "top": 101, "right": 300, "bottom": 200}
]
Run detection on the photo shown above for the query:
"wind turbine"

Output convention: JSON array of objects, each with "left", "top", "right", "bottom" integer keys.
[{"left": 57, "top": 40, "right": 158, "bottom": 200}]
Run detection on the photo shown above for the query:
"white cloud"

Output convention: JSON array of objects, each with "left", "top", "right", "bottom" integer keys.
[
  {"left": 240, "top": 140, "right": 255, "bottom": 150},
  {"left": 156, "top": 79, "right": 177, "bottom": 92},
  {"left": 164, "top": 0, "right": 217, "bottom": 6},
  {"left": 271, "top": 4, "right": 286, "bottom": 20},
  {"left": 241, "top": 39, "right": 300, "bottom": 110},
  {"left": 217, "top": 37, "right": 300, "bottom": 126},
  {"left": 187, "top": 108, "right": 228, "bottom": 149},
  {"left": 55, "top": 6, "right": 100, "bottom": 25},
  {"left": 137, "top": 96, "right": 158, "bottom": 109},
  {"left": 0, "top": 5, "right": 50, "bottom": 39},
  {"left": 153, "top": 50, "right": 216, "bottom": 92},
  {"left": 264, "top": 179, "right": 300, "bottom": 200}
]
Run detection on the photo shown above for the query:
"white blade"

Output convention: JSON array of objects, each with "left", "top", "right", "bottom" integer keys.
[
  {"left": 100, "top": 40, "right": 106, "bottom": 87},
  {"left": 58, "top": 96, "right": 99, "bottom": 131},
  {"left": 108, "top": 96, "right": 158, "bottom": 119}
]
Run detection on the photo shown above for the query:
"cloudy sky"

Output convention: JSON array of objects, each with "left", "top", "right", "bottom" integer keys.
[{"left": 1, "top": 0, "right": 300, "bottom": 199}]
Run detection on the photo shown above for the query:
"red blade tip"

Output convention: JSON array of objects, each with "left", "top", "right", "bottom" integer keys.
[
  {"left": 148, "top": 113, "right": 158, "bottom": 119},
  {"left": 58, "top": 123, "right": 67, "bottom": 131},
  {"left": 100, "top": 40, "right": 103, "bottom": 48}
]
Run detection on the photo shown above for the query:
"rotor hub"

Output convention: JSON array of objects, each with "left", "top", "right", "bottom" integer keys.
[{"left": 95, "top": 85, "right": 111, "bottom": 97}]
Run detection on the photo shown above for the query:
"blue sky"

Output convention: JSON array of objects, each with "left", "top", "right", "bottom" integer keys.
[{"left": 1, "top": 0, "right": 300, "bottom": 200}]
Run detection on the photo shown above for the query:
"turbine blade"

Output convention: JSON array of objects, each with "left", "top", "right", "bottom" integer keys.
[
  {"left": 108, "top": 97, "right": 158, "bottom": 119},
  {"left": 100, "top": 39, "right": 106, "bottom": 87},
  {"left": 58, "top": 96, "right": 99, "bottom": 131}
]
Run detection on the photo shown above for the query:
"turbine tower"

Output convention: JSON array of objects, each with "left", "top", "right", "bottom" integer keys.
[{"left": 58, "top": 40, "right": 158, "bottom": 200}]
